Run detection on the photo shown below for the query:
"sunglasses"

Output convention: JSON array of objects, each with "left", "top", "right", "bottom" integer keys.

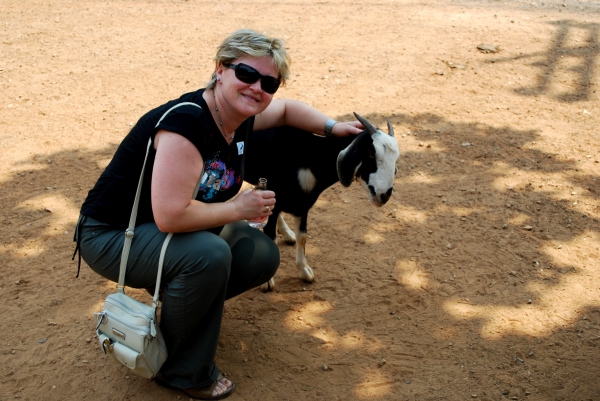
[{"left": 222, "top": 62, "right": 281, "bottom": 94}]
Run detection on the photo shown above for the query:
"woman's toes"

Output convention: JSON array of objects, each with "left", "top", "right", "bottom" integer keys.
[
  {"left": 213, "top": 381, "right": 227, "bottom": 396},
  {"left": 218, "top": 377, "right": 233, "bottom": 389}
]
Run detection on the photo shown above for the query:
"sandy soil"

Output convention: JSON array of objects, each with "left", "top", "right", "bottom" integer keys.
[{"left": 2, "top": 0, "right": 600, "bottom": 400}]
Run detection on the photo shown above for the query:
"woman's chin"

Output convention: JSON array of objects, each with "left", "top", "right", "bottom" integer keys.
[{"left": 237, "top": 100, "right": 267, "bottom": 117}]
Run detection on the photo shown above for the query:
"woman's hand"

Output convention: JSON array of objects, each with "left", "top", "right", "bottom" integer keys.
[
  {"left": 332, "top": 120, "right": 364, "bottom": 137},
  {"left": 232, "top": 188, "right": 276, "bottom": 220}
]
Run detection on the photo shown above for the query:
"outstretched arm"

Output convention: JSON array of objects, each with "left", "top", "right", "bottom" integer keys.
[{"left": 253, "top": 99, "right": 363, "bottom": 137}]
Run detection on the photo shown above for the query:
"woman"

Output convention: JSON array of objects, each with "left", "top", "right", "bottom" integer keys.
[{"left": 74, "top": 29, "right": 363, "bottom": 400}]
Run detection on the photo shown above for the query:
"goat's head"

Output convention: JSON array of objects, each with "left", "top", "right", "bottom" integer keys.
[{"left": 336, "top": 112, "right": 400, "bottom": 206}]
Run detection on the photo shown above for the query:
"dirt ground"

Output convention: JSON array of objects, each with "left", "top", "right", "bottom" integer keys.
[{"left": 2, "top": 0, "right": 600, "bottom": 400}]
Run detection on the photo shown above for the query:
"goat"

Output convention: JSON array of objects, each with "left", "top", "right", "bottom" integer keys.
[{"left": 244, "top": 113, "right": 400, "bottom": 292}]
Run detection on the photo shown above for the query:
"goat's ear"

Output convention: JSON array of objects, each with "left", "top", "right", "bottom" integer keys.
[{"left": 337, "top": 137, "right": 363, "bottom": 187}]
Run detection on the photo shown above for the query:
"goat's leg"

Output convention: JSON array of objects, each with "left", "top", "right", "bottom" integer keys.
[
  {"left": 262, "top": 210, "right": 278, "bottom": 240},
  {"left": 276, "top": 214, "right": 296, "bottom": 245},
  {"left": 260, "top": 211, "right": 279, "bottom": 293},
  {"left": 292, "top": 214, "right": 314, "bottom": 283}
]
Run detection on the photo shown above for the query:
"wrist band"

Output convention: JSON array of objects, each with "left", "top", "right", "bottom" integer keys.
[{"left": 324, "top": 119, "right": 337, "bottom": 138}]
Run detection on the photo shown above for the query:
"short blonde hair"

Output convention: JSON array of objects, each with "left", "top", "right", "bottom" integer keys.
[{"left": 206, "top": 29, "right": 291, "bottom": 90}]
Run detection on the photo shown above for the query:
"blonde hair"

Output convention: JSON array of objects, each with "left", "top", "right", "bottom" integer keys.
[{"left": 206, "top": 29, "right": 291, "bottom": 90}]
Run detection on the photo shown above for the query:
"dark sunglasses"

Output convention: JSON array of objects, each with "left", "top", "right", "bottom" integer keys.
[{"left": 223, "top": 62, "right": 281, "bottom": 94}]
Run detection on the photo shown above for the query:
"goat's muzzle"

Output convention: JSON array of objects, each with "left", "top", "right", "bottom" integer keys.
[{"left": 368, "top": 186, "right": 393, "bottom": 206}]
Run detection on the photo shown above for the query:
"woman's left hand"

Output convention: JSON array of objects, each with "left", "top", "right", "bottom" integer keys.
[{"left": 332, "top": 121, "right": 364, "bottom": 137}]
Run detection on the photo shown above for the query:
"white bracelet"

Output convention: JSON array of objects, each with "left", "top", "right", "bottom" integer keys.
[{"left": 324, "top": 119, "right": 337, "bottom": 137}]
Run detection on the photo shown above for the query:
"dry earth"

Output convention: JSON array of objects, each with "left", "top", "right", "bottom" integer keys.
[{"left": 2, "top": 0, "right": 600, "bottom": 400}]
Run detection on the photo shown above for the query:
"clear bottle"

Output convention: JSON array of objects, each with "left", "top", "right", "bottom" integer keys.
[{"left": 248, "top": 178, "right": 269, "bottom": 229}]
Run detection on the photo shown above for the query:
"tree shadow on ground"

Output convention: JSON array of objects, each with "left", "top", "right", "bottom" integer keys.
[{"left": 492, "top": 19, "right": 599, "bottom": 102}]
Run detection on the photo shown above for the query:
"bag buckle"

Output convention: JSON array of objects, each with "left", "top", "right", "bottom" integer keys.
[
  {"left": 150, "top": 318, "right": 157, "bottom": 338},
  {"left": 125, "top": 229, "right": 134, "bottom": 238},
  {"left": 102, "top": 337, "right": 111, "bottom": 354},
  {"left": 95, "top": 312, "right": 107, "bottom": 331}
]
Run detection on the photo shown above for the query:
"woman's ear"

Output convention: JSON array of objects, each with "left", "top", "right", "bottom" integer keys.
[
  {"left": 336, "top": 136, "right": 364, "bottom": 187},
  {"left": 215, "top": 62, "right": 225, "bottom": 82}
]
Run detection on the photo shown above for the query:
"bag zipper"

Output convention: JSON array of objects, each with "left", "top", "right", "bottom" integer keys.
[
  {"left": 100, "top": 309, "right": 153, "bottom": 339},
  {"left": 104, "top": 296, "right": 155, "bottom": 322}
]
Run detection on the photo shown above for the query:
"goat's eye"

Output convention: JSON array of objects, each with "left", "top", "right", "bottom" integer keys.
[{"left": 368, "top": 150, "right": 376, "bottom": 159}]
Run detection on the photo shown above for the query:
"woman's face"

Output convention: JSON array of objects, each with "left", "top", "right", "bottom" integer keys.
[{"left": 215, "top": 55, "right": 278, "bottom": 119}]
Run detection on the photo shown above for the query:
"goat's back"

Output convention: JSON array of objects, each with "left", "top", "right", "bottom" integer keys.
[{"left": 244, "top": 127, "right": 356, "bottom": 214}]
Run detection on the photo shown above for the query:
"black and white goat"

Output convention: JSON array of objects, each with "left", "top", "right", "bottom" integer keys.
[{"left": 245, "top": 113, "right": 399, "bottom": 291}]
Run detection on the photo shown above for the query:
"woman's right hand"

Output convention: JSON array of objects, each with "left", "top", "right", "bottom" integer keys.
[{"left": 232, "top": 188, "right": 276, "bottom": 221}]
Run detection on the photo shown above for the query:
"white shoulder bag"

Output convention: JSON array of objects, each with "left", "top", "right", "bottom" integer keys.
[{"left": 94, "top": 102, "right": 203, "bottom": 379}]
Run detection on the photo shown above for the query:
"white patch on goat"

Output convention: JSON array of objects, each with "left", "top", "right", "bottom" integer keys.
[
  {"left": 297, "top": 168, "right": 317, "bottom": 193},
  {"left": 360, "top": 133, "right": 400, "bottom": 203}
]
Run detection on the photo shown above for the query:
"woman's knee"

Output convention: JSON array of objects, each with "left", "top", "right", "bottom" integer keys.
[
  {"left": 240, "top": 234, "right": 279, "bottom": 281},
  {"left": 172, "top": 232, "right": 232, "bottom": 279},
  {"left": 201, "top": 238, "right": 232, "bottom": 278}
]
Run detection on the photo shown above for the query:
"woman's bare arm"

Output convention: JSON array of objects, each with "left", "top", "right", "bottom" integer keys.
[
  {"left": 151, "top": 130, "right": 275, "bottom": 232},
  {"left": 253, "top": 99, "right": 363, "bottom": 136}
]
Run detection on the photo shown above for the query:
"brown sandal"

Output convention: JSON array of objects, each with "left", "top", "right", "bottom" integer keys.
[{"left": 155, "top": 373, "right": 236, "bottom": 400}]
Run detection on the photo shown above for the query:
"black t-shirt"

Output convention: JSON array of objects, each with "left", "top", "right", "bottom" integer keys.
[{"left": 80, "top": 89, "right": 253, "bottom": 229}]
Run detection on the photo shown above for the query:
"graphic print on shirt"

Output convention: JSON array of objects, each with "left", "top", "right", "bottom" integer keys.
[{"left": 197, "top": 152, "right": 240, "bottom": 202}]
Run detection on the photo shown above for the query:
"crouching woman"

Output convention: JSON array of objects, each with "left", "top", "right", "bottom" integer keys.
[{"left": 74, "top": 29, "right": 361, "bottom": 400}]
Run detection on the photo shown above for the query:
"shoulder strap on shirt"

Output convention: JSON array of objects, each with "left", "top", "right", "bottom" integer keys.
[{"left": 155, "top": 101, "right": 204, "bottom": 127}]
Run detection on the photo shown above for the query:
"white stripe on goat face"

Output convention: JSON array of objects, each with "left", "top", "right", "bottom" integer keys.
[
  {"left": 360, "top": 132, "right": 400, "bottom": 205},
  {"left": 298, "top": 168, "right": 317, "bottom": 193}
]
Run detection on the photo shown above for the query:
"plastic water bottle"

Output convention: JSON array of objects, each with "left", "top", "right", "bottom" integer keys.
[{"left": 248, "top": 178, "right": 268, "bottom": 229}]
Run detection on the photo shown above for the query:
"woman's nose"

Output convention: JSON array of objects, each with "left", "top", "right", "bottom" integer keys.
[{"left": 248, "top": 79, "right": 262, "bottom": 92}]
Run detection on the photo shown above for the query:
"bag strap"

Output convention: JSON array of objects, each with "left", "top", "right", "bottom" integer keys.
[
  {"left": 117, "top": 138, "right": 153, "bottom": 293},
  {"left": 118, "top": 102, "right": 204, "bottom": 313}
]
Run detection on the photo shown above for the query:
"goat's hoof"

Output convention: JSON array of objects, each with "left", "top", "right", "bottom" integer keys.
[
  {"left": 260, "top": 278, "right": 275, "bottom": 292},
  {"left": 299, "top": 266, "right": 314, "bottom": 283}
]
